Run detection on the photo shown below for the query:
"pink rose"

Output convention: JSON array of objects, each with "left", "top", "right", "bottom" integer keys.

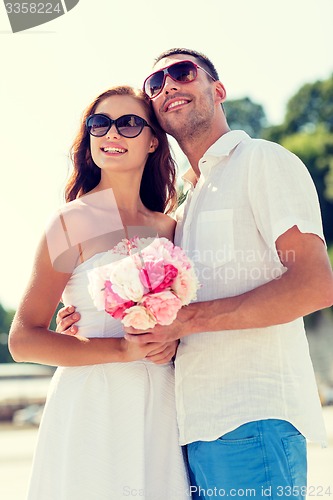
[
  {"left": 104, "top": 280, "right": 135, "bottom": 319},
  {"left": 139, "top": 259, "right": 164, "bottom": 291},
  {"left": 153, "top": 264, "right": 178, "bottom": 292},
  {"left": 139, "top": 261, "right": 178, "bottom": 293},
  {"left": 122, "top": 305, "right": 156, "bottom": 330},
  {"left": 141, "top": 291, "right": 182, "bottom": 325}
]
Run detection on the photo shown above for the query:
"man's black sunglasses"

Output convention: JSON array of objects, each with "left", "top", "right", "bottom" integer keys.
[{"left": 143, "top": 60, "right": 216, "bottom": 99}]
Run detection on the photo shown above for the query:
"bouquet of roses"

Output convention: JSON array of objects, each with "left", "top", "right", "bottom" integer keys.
[{"left": 88, "top": 236, "right": 200, "bottom": 330}]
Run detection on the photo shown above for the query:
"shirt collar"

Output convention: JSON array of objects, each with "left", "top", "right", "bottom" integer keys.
[
  {"left": 182, "top": 130, "right": 250, "bottom": 188},
  {"left": 204, "top": 129, "right": 250, "bottom": 158}
]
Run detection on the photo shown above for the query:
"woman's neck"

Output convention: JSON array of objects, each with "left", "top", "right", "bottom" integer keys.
[{"left": 91, "top": 173, "right": 148, "bottom": 220}]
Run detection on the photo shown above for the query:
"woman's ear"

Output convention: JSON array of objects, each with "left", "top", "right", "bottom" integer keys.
[{"left": 149, "top": 136, "right": 159, "bottom": 153}]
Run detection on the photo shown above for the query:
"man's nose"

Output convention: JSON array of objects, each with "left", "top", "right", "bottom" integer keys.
[{"left": 162, "top": 75, "right": 179, "bottom": 94}]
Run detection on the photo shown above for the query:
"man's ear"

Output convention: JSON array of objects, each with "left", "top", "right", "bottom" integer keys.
[
  {"left": 215, "top": 81, "right": 227, "bottom": 104},
  {"left": 149, "top": 136, "right": 159, "bottom": 153}
]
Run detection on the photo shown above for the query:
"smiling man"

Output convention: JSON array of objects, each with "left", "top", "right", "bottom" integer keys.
[
  {"left": 129, "top": 48, "right": 333, "bottom": 499},
  {"left": 57, "top": 49, "right": 333, "bottom": 500},
  {"left": 143, "top": 52, "right": 228, "bottom": 167}
]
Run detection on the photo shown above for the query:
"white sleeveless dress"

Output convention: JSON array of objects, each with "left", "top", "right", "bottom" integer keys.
[{"left": 26, "top": 251, "right": 190, "bottom": 500}]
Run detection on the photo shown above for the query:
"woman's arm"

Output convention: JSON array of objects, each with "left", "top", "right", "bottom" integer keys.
[{"left": 9, "top": 235, "right": 161, "bottom": 366}]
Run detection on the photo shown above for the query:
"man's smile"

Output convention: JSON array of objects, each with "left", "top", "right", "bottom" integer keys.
[{"left": 163, "top": 97, "right": 191, "bottom": 113}]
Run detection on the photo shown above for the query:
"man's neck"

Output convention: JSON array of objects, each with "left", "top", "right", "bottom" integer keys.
[{"left": 179, "top": 126, "right": 230, "bottom": 176}]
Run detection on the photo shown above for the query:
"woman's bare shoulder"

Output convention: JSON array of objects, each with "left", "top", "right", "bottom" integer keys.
[{"left": 45, "top": 199, "right": 82, "bottom": 229}]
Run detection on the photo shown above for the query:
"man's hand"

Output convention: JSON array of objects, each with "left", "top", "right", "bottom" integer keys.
[
  {"left": 56, "top": 305, "right": 81, "bottom": 335},
  {"left": 146, "top": 340, "right": 179, "bottom": 364},
  {"left": 122, "top": 339, "right": 180, "bottom": 364}
]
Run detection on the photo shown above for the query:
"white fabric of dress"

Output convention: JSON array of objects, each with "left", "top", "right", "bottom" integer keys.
[{"left": 26, "top": 251, "right": 190, "bottom": 500}]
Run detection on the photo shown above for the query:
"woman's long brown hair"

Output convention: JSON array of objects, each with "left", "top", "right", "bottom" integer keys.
[{"left": 65, "top": 86, "right": 177, "bottom": 213}]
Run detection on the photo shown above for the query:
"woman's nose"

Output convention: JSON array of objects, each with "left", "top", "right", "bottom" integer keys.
[{"left": 106, "top": 123, "right": 120, "bottom": 138}]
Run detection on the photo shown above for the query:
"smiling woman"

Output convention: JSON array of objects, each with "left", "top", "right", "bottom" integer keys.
[
  {"left": 66, "top": 86, "right": 177, "bottom": 214},
  {"left": 8, "top": 85, "right": 190, "bottom": 500},
  {"left": 87, "top": 95, "right": 159, "bottom": 196}
]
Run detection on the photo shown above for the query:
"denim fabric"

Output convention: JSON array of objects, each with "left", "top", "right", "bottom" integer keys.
[{"left": 186, "top": 419, "right": 307, "bottom": 499}]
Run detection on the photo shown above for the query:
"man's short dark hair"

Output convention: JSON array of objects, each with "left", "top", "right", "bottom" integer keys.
[{"left": 154, "top": 48, "right": 225, "bottom": 113}]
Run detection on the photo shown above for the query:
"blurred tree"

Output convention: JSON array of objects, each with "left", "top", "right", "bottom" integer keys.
[
  {"left": 224, "top": 97, "right": 268, "bottom": 138},
  {"left": 49, "top": 302, "right": 64, "bottom": 331},
  {"left": 0, "top": 302, "right": 63, "bottom": 363},
  {"left": 263, "top": 75, "right": 333, "bottom": 244},
  {"left": 0, "top": 302, "right": 15, "bottom": 363},
  {"left": 283, "top": 75, "right": 333, "bottom": 134},
  {"left": 281, "top": 127, "right": 333, "bottom": 242}
]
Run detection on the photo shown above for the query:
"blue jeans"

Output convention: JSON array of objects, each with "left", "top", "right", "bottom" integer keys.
[{"left": 186, "top": 419, "right": 307, "bottom": 499}]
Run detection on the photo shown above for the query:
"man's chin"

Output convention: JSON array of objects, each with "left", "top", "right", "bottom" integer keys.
[{"left": 159, "top": 118, "right": 187, "bottom": 139}]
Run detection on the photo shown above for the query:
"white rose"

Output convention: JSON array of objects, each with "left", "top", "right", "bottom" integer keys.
[
  {"left": 172, "top": 267, "right": 200, "bottom": 305},
  {"left": 109, "top": 256, "right": 144, "bottom": 302}
]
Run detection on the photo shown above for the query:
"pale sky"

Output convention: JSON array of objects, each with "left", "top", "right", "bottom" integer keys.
[{"left": 0, "top": 0, "right": 332, "bottom": 309}]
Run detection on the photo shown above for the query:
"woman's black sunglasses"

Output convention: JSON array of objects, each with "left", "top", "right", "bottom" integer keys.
[
  {"left": 143, "top": 60, "right": 216, "bottom": 99},
  {"left": 86, "top": 113, "right": 154, "bottom": 138}
]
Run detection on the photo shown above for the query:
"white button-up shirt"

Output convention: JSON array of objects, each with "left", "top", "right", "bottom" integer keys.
[{"left": 174, "top": 130, "right": 327, "bottom": 446}]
